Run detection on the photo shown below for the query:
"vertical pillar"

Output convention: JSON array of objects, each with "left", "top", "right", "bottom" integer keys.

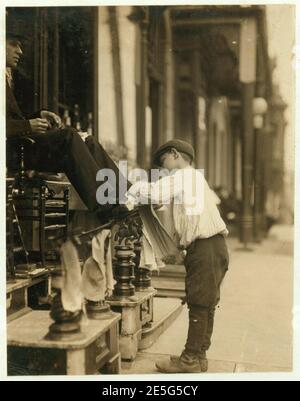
[
  {"left": 93, "top": 8, "right": 99, "bottom": 139},
  {"left": 240, "top": 83, "right": 255, "bottom": 245},
  {"left": 40, "top": 8, "right": 48, "bottom": 109},
  {"left": 163, "top": 8, "right": 175, "bottom": 143},
  {"left": 192, "top": 49, "right": 207, "bottom": 170},
  {"left": 34, "top": 9, "right": 40, "bottom": 111},
  {"left": 253, "top": 97, "right": 268, "bottom": 242},
  {"left": 127, "top": 7, "right": 147, "bottom": 167},
  {"left": 137, "top": 9, "right": 149, "bottom": 168},
  {"left": 253, "top": 125, "right": 264, "bottom": 242},
  {"left": 239, "top": 17, "right": 257, "bottom": 246},
  {"left": 259, "top": 124, "right": 272, "bottom": 237},
  {"left": 108, "top": 7, "right": 125, "bottom": 147},
  {"left": 52, "top": 8, "right": 59, "bottom": 115}
]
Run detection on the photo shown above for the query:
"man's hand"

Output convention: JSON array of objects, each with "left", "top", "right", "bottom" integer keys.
[
  {"left": 40, "top": 111, "right": 62, "bottom": 129},
  {"left": 29, "top": 118, "right": 50, "bottom": 134}
]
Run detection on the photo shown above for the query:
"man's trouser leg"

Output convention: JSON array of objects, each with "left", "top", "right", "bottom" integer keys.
[
  {"left": 84, "top": 135, "right": 132, "bottom": 199},
  {"left": 20, "top": 128, "right": 116, "bottom": 212}
]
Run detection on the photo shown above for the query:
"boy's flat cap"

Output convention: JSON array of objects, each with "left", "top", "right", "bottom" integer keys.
[{"left": 153, "top": 139, "right": 195, "bottom": 166}]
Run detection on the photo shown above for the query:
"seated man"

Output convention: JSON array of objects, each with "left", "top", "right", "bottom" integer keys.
[{"left": 6, "top": 29, "right": 129, "bottom": 218}]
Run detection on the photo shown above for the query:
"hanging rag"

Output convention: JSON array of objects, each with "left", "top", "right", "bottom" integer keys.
[
  {"left": 138, "top": 205, "right": 183, "bottom": 267},
  {"left": 60, "top": 240, "right": 83, "bottom": 312},
  {"left": 139, "top": 218, "right": 167, "bottom": 271},
  {"left": 82, "top": 229, "right": 115, "bottom": 302}
]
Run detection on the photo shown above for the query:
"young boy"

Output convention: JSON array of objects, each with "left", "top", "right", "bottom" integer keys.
[{"left": 127, "top": 139, "right": 229, "bottom": 374}]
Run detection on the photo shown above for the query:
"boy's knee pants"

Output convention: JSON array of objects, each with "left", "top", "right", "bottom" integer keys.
[{"left": 183, "top": 235, "right": 229, "bottom": 355}]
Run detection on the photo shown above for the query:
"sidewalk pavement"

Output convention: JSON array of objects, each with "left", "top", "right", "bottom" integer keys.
[{"left": 122, "top": 225, "right": 294, "bottom": 375}]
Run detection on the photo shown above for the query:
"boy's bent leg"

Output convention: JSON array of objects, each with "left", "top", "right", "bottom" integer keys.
[
  {"left": 184, "top": 305, "right": 209, "bottom": 356},
  {"left": 156, "top": 304, "right": 208, "bottom": 374},
  {"left": 201, "top": 307, "right": 216, "bottom": 355},
  {"left": 181, "top": 304, "right": 210, "bottom": 372},
  {"left": 181, "top": 237, "right": 220, "bottom": 368},
  {"left": 200, "top": 236, "right": 229, "bottom": 355},
  {"left": 166, "top": 236, "right": 229, "bottom": 373}
]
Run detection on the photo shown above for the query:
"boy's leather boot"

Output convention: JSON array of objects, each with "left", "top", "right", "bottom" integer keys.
[
  {"left": 162, "top": 304, "right": 210, "bottom": 373},
  {"left": 156, "top": 351, "right": 202, "bottom": 374},
  {"left": 170, "top": 351, "right": 208, "bottom": 372}
]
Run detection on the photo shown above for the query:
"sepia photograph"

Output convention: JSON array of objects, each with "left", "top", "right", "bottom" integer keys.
[{"left": 1, "top": 1, "right": 298, "bottom": 381}]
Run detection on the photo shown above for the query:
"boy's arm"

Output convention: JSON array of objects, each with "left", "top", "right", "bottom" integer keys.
[{"left": 127, "top": 173, "right": 182, "bottom": 205}]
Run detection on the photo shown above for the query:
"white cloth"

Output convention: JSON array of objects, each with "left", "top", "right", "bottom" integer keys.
[
  {"left": 61, "top": 240, "right": 83, "bottom": 312},
  {"left": 138, "top": 205, "right": 182, "bottom": 263},
  {"left": 127, "top": 167, "right": 228, "bottom": 248},
  {"left": 139, "top": 220, "right": 166, "bottom": 271},
  {"left": 82, "top": 230, "right": 115, "bottom": 302}
]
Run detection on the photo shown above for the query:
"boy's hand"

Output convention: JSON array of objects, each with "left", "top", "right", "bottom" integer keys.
[{"left": 127, "top": 181, "right": 142, "bottom": 198}]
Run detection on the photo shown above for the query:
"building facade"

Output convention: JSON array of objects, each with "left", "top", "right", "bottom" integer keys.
[{"left": 7, "top": 5, "right": 288, "bottom": 242}]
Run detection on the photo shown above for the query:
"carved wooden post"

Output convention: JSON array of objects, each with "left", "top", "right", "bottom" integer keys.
[
  {"left": 112, "top": 212, "right": 153, "bottom": 298},
  {"left": 46, "top": 268, "right": 83, "bottom": 341},
  {"left": 86, "top": 299, "right": 112, "bottom": 320},
  {"left": 134, "top": 267, "right": 152, "bottom": 292},
  {"left": 107, "top": 211, "right": 158, "bottom": 361},
  {"left": 113, "top": 244, "right": 136, "bottom": 298},
  {"left": 132, "top": 216, "right": 152, "bottom": 291},
  {"left": 112, "top": 216, "right": 138, "bottom": 299}
]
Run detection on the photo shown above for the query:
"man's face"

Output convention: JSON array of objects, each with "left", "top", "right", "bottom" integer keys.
[
  {"left": 160, "top": 150, "right": 178, "bottom": 171},
  {"left": 6, "top": 38, "right": 23, "bottom": 68}
]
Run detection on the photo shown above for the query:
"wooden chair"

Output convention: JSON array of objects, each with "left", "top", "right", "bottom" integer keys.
[{"left": 7, "top": 136, "right": 71, "bottom": 269}]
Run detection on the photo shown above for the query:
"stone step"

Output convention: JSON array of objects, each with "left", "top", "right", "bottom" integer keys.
[
  {"left": 139, "top": 297, "right": 183, "bottom": 350},
  {"left": 7, "top": 272, "right": 50, "bottom": 322},
  {"left": 151, "top": 264, "right": 186, "bottom": 298},
  {"left": 152, "top": 278, "right": 185, "bottom": 299},
  {"left": 152, "top": 264, "right": 186, "bottom": 278}
]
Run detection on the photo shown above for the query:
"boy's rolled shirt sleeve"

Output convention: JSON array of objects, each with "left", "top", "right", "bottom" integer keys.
[
  {"left": 125, "top": 181, "right": 146, "bottom": 207},
  {"left": 126, "top": 172, "right": 184, "bottom": 206},
  {"left": 126, "top": 181, "right": 143, "bottom": 198},
  {"left": 149, "top": 172, "right": 184, "bottom": 204}
]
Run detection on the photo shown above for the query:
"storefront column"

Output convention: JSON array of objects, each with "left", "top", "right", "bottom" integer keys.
[
  {"left": 163, "top": 9, "right": 175, "bottom": 143},
  {"left": 239, "top": 17, "right": 257, "bottom": 246}
]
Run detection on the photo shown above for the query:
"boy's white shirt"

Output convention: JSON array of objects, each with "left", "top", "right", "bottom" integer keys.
[
  {"left": 127, "top": 166, "right": 203, "bottom": 212},
  {"left": 126, "top": 166, "right": 228, "bottom": 248}
]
